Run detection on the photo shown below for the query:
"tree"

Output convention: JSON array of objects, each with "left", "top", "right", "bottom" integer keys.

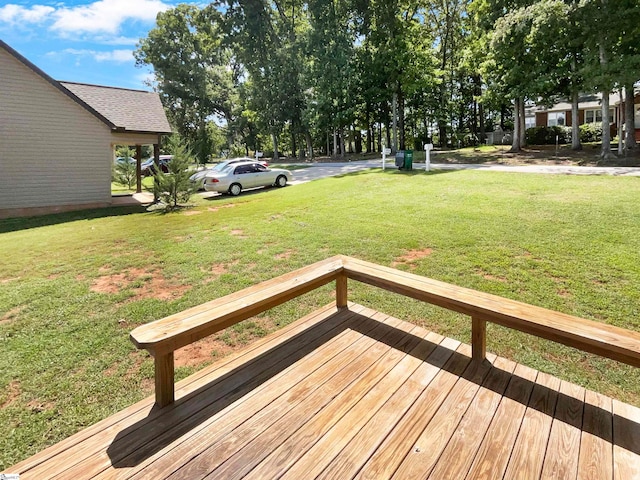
[
  {"left": 152, "top": 138, "right": 195, "bottom": 210},
  {"left": 135, "top": 5, "right": 234, "bottom": 164},
  {"left": 112, "top": 146, "right": 136, "bottom": 190}
]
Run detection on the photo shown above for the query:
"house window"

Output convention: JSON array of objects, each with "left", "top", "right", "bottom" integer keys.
[
  {"left": 585, "top": 108, "right": 614, "bottom": 124},
  {"left": 525, "top": 116, "right": 536, "bottom": 130},
  {"left": 635, "top": 105, "right": 640, "bottom": 129},
  {"left": 547, "top": 112, "right": 565, "bottom": 127}
]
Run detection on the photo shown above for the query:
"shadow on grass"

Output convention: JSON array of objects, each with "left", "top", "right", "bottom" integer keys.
[{"left": 0, "top": 205, "right": 148, "bottom": 234}]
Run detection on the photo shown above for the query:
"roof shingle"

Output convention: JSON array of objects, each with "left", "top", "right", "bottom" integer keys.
[{"left": 60, "top": 82, "right": 172, "bottom": 134}]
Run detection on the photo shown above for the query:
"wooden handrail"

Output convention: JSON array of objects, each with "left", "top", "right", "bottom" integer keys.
[
  {"left": 130, "top": 257, "right": 343, "bottom": 406},
  {"left": 131, "top": 255, "right": 640, "bottom": 407}
]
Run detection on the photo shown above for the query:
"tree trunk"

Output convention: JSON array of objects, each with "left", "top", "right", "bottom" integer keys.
[
  {"left": 366, "top": 103, "right": 373, "bottom": 153},
  {"left": 510, "top": 97, "right": 521, "bottom": 153},
  {"left": 571, "top": 90, "right": 582, "bottom": 150},
  {"left": 599, "top": 41, "right": 614, "bottom": 160},
  {"left": 291, "top": 127, "right": 297, "bottom": 158},
  {"left": 392, "top": 93, "right": 398, "bottom": 151},
  {"left": 271, "top": 132, "right": 279, "bottom": 161},
  {"left": 519, "top": 99, "right": 526, "bottom": 148},
  {"left": 601, "top": 90, "right": 612, "bottom": 159},
  {"left": 333, "top": 129, "right": 338, "bottom": 158},
  {"left": 305, "top": 131, "right": 314, "bottom": 160},
  {"left": 479, "top": 103, "right": 485, "bottom": 144},
  {"left": 339, "top": 128, "right": 345, "bottom": 158},
  {"left": 398, "top": 88, "right": 406, "bottom": 151},
  {"left": 624, "top": 81, "right": 637, "bottom": 151},
  {"left": 438, "top": 123, "right": 447, "bottom": 148}
]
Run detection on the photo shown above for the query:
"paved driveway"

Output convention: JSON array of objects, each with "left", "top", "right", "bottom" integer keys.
[{"left": 286, "top": 159, "right": 640, "bottom": 184}]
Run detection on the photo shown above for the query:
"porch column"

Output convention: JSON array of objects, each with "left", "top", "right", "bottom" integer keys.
[
  {"left": 153, "top": 140, "right": 160, "bottom": 202},
  {"left": 135, "top": 144, "right": 142, "bottom": 193}
]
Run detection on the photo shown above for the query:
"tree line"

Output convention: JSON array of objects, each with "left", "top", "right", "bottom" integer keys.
[{"left": 135, "top": 0, "right": 640, "bottom": 163}]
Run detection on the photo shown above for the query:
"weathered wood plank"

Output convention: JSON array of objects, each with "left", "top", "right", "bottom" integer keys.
[
  {"left": 278, "top": 328, "right": 445, "bottom": 480},
  {"left": 540, "top": 380, "right": 585, "bottom": 479},
  {"left": 312, "top": 329, "right": 447, "bottom": 480},
  {"left": 503, "top": 372, "right": 561, "bottom": 480},
  {"left": 352, "top": 342, "right": 469, "bottom": 480},
  {"left": 122, "top": 308, "right": 388, "bottom": 478},
  {"left": 613, "top": 399, "right": 640, "bottom": 480},
  {"left": 173, "top": 315, "right": 418, "bottom": 479},
  {"left": 464, "top": 363, "right": 538, "bottom": 480},
  {"left": 131, "top": 256, "right": 344, "bottom": 355},
  {"left": 577, "top": 390, "right": 613, "bottom": 480},
  {"left": 390, "top": 351, "right": 495, "bottom": 479},
  {"left": 341, "top": 256, "right": 640, "bottom": 367},
  {"left": 27, "top": 305, "right": 362, "bottom": 480},
  {"left": 472, "top": 316, "right": 486, "bottom": 361},
  {"left": 426, "top": 356, "right": 516, "bottom": 479}
]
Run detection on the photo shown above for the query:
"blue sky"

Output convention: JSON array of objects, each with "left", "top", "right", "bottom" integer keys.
[{"left": 0, "top": 0, "right": 191, "bottom": 90}]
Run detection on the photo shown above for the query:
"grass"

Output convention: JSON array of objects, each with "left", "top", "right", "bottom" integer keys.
[{"left": 2, "top": 168, "right": 640, "bottom": 468}]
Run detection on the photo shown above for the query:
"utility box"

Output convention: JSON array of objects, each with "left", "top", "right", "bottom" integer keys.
[
  {"left": 404, "top": 150, "right": 413, "bottom": 170},
  {"left": 395, "top": 151, "right": 405, "bottom": 168},
  {"left": 395, "top": 150, "right": 413, "bottom": 170}
]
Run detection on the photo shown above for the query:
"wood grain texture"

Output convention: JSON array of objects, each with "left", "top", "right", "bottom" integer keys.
[
  {"left": 578, "top": 390, "right": 613, "bottom": 480},
  {"left": 540, "top": 380, "right": 585, "bottom": 480},
  {"left": 613, "top": 399, "right": 640, "bottom": 480}
]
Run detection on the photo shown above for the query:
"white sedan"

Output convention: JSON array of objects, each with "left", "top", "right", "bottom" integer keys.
[
  {"left": 203, "top": 161, "right": 292, "bottom": 196},
  {"left": 189, "top": 158, "right": 269, "bottom": 190}
]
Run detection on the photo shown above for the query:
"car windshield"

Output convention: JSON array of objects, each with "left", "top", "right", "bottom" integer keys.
[{"left": 211, "top": 162, "right": 231, "bottom": 172}]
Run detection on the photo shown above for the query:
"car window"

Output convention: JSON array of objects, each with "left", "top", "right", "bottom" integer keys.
[
  {"left": 255, "top": 164, "right": 268, "bottom": 172},
  {"left": 212, "top": 162, "right": 230, "bottom": 172},
  {"left": 234, "top": 165, "right": 252, "bottom": 175}
]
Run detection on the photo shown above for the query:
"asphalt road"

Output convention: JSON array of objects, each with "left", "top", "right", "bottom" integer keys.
[{"left": 286, "top": 159, "right": 640, "bottom": 185}]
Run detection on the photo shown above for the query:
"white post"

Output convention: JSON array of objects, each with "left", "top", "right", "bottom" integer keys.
[
  {"left": 382, "top": 144, "right": 386, "bottom": 170},
  {"left": 424, "top": 143, "right": 433, "bottom": 172}
]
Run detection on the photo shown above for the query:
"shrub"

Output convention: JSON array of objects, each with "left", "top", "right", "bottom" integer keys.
[
  {"left": 525, "top": 126, "right": 571, "bottom": 145},
  {"left": 579, "top": 123, "right": 602, "bottom": 143},
  {"left": 112, "top": 159, "right": 136, "bottom": 190},
  {"left": 152, "top": 139, "right": 195, "bottom": 210}
]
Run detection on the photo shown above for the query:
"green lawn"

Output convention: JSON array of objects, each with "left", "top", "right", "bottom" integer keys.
[{"left": 2, "top": 169, "right": 640, "bottom": 468}]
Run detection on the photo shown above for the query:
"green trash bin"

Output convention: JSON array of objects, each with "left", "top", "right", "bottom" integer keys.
[{"left": 404, "top": 150, "right": 413, "bottom": 170}]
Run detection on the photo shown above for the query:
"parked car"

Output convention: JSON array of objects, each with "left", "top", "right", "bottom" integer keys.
[
  {"left": 203, "top": 161, "right": 291, "bottom": 196},
  {"left": 189, "top": 157, "right": 269, "bottom": 190},
  {"left": 141, "top": 155, "right": 173, "bottom": 176}
]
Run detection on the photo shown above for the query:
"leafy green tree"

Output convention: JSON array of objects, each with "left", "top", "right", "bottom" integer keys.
[
  {"left": 135, "top": 4, "right": 234, "bottom": 164},
  {"left": 152, "top": 138, "right": 195, "bottom": 210}
]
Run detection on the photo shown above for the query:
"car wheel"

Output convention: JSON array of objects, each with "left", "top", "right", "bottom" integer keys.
[
  {"left": 229, "top": 183, "right": 242, "bottom": 196},
  {"left": 275, "top": 175, "right": 287, "bottom": 188}
]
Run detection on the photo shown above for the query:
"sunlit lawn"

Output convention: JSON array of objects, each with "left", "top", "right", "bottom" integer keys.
[{"left": 2, "top": 168, "right": 640, "bottom": 468}]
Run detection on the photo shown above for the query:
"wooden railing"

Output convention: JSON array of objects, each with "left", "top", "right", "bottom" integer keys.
[{"left": 130, "top": 255, "right": 640, "bottom": 407}]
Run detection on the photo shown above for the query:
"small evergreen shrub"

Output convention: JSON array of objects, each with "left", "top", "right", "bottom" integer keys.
[{"left": 152, "top": 139, "right": 195, "bottom": 210}]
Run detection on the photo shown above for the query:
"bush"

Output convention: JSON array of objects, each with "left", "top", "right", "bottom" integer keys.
[
  {"left": 112, "top": 159, "right": 136, "bottom": 190},
  {"left": 579, "top": 123, "right": 602, "bottom": 143},
  {"left": 525, "top": 126, "right": 571, "bottom": 145},
  {"left": 152, "top": 140, "right": 195, "bottom": 210}
]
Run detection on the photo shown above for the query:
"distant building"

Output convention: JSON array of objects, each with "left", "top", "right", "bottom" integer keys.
[
  {"left": 0, "top": 40, "right": 172, "bottom": 219},
  {"left": 525, "top": 91, "right": 640, "bottom": 141}
]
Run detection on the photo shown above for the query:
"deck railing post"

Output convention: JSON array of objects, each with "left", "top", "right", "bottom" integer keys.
[
  {"left": 154, "top": 352, "right": 175, "bottom": 407},
  {"left": 472, "top": 316, "right": 487, "bottom": 362},
  {"left": 336, "top": 273, "right": 348, "bottom": 309}
]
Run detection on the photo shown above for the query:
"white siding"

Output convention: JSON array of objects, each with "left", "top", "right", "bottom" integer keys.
[{"left": 0, "top": 48, "right": 113, "bottom": 211}]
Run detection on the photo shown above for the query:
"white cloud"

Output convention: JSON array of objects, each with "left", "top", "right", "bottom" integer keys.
[
  {"left": 51, "top": 0, "right": 170, "bottom": 35},
  {"left": 1, "top": 1, "right": 170, "bottom": 36},
  {"left": 94, "top": 49, "right": 133, "bottom": 62},
  {"left": 53, "top": 47, "right": 134, "bottom": 63},
  {"left": 0, "top": 4, "right": 55, "bottom": 24}
]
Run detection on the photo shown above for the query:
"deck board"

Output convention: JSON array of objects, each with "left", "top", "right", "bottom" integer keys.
[{"left": 5, "top": 303, "right": 640, "bottom": 480}]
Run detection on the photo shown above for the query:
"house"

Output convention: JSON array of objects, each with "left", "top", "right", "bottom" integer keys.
[
  {"left": 0, "top": 40, "right": 172, "bottom": 219},
  {"left": 525, "top": 91, "right": 640, "bottom": 141}
]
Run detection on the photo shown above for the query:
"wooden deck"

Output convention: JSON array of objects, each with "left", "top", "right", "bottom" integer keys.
[{"left": 7, "top": 303, "right": 640, "bottom": 479}]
